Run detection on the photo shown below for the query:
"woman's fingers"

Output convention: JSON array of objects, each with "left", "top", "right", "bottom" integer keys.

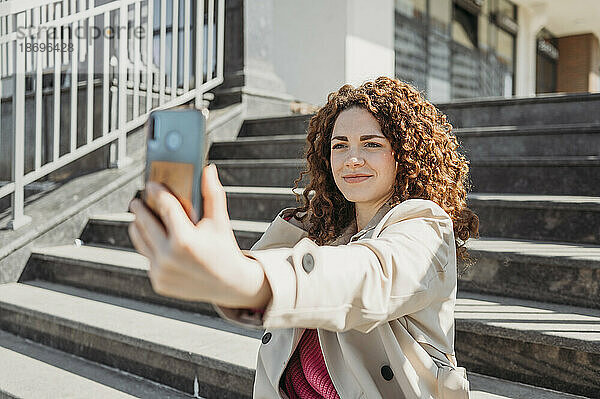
[
  {"left": 128, "top": 222, "right": 154, "bottom": 259},
  {"left": 145, "top": 182, "right": 191, "bottom": 237},
  {"left": 129, "top": 198, "right": 167, "bottom": 254},
  {"left": 201, "top": 164, "right": 229, "bottom": 225}
]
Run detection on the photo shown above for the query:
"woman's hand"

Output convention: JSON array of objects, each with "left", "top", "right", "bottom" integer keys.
[{"left": 127, "top": 164, "right": 272, "bottom": 309}]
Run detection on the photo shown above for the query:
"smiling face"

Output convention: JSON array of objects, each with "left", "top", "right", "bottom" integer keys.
[{"left": 330, "top": 107, "right": 398, "bottom": 211}]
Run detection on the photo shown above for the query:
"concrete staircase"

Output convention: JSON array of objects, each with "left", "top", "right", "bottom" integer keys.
[{"left": 1, "top": 94, "right": 599, "bottom": 398}]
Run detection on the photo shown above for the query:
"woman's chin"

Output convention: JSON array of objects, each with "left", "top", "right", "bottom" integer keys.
[{"left": 343, "top": 193, "right": 376, "bottom": 204}]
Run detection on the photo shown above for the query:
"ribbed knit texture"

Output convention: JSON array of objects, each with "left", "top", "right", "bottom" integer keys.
[{"left": 282, "top": 329, "right": 341, "bottom": 399}]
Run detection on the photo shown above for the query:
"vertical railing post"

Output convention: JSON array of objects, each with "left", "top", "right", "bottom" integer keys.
[
  {"left": 102, "top": 10, "right": 109, "bottom": 136},
  {"left": 194, "top": 0, "right": 204, "bottom": 109},
  {"left": 170, "top": 0, "right": 178, "bottom": 99},
  {"left": 206, "top": 0, "right": 213, "bottom": 81},
  {"left": 146, "top": 0, "right": 154, "bottom": 112},
  {"left": 86, "top": 0, "right": 95, "bottom": 145},
  {"left": 114, "top": 2, "right": 130, "bottom": 168},
  {"left": 10, "top": 11, "right": 32, "bottom": 230},
  {"left": 159, "top": 0, "right": 166, "bottom": 105},
  {"left": 133, "top": 0, "right": 140, "bottom": 117},
  {"left": 35, "top": 18, "right": 44, "bottom": 171},
  {"left": 70, "top": 1, "right": 79, "bottom": 154},
  {"left": 183, "top": 0, "right": 190, "bottom": 93},
  {"left": 216, "top": 0, "right": 224, "bottom": 80},
  {"left": 53, "top": 14, "right": 61, "bottom": 163}
]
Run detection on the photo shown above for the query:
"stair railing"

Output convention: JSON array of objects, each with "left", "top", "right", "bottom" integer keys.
[{"left": 0, "top": 0, "right": 224, "bottom": 230}]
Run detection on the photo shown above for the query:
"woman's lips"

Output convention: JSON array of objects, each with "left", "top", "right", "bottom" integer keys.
[{"left": 343, "top": 175, "right": 372, "bottom": 183}]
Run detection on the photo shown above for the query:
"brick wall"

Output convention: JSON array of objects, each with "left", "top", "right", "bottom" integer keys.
[{"left": 556, "top": 33, "right": 600, "bottom": 93}]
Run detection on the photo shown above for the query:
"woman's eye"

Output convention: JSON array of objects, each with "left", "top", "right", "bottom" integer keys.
[{"left": 332, "top": 142, "right": 382, "bottom": 149}]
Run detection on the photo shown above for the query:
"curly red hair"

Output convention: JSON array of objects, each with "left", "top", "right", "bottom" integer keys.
[{"left": 283, "top": 76, "right": 479, "bottom": 260}]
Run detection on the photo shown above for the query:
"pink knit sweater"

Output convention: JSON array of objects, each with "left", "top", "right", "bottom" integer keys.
[{"left": 282, "top": 329, "right": 341, "bottom": 399}]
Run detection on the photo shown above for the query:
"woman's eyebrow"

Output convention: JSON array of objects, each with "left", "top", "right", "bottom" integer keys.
[{"left": 331, "top": 134, "right": 386, "bottom": 141}]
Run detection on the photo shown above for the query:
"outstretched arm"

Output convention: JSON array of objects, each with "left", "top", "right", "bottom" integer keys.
[{"left": 128, "top": 164, "right": 273, "bottom": 310}]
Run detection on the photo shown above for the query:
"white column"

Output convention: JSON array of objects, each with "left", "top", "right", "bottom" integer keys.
[
  {"left": 515, "top": 4, "right": 547, "bottom": 96},
  {"left": 273, "top": 0, "right": 346, "bottom": 106},
  {"left": 272, "top": 0, "right": 394, "bottom": 106},
  {"left": 344, "top": 0, "right": 395, "bottom": 88}
]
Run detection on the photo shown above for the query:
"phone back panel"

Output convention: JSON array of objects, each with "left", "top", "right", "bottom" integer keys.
[{"left": 144, "top": 108, "right": 206, "bottom": 223}]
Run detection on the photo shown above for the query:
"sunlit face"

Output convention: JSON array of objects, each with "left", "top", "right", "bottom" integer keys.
[{"left": 330, "top": 107, "right": 397, "bottom": 207}]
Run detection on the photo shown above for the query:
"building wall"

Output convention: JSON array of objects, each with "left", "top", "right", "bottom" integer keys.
[
  {"left": 556, "top": 33, "right": 600, "bottom": 93},
  {"left": 272, "top": 0, "right": 394, "bottom": 106},
  {"left": 272, "top": 0, "right": 347, "bottom": 106},
  {"left": 345, "top": 0, "right": 395, "bottom": 89}
]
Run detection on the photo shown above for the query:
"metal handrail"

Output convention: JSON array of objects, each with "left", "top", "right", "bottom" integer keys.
[{"left": 1, "top": 0, "right": 225, "bottom": 229}]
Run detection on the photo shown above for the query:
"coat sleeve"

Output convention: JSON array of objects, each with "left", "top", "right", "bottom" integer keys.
[{"left": 244, "top": 205, "right": 454, "bottom": 333}]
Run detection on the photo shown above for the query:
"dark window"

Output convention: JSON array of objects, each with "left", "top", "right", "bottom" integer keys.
[
  {"left": 452, "top": 3, "right": 478, "bottom": 49},
  {"left": 536, "top": 29, "right": 558, "bottom": 94}
]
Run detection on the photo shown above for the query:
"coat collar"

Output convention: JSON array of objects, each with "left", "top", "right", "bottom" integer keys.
[
  {"left": 349, "top": 202, "right": 393, "bottom": 242},
  {"left": 329, "top": 202, "right": 393, "bottom": 245},
  {"left": 279, "top": 202, "right": 395, "bottom": 246}
]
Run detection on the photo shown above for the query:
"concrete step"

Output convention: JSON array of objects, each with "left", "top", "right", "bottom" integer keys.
[
  {"left": 467, "top": 373, "right": 588, "bottom": 399},
  {"left": 20, "top": 244, "right": 216, "bottom": 316},
  {"left": 222, "top": 93, "right": 600, "bottom": 137},
  {"left": 0, "top": 282, "right": 595, "bottom": 398},
  {"left": 457, "top": 123, "right": 600, "bottom": 158},
  {"left": 212, "top": 159, "right": 306, "bottom": 187},
  {"left": 0, "top": 281, "right": 261, "bottom": 398},
  {"left": 454, "top": 291, "right": 600, "bottom": 397},
  {"left": 80, "top": 212, "right": 136, "bottom": 250},
  {"left": 0, "top": 337, "right": 587, "bottom": 399},
  {"left": 461, "top": 237, "right": 600, "bottom": 310},
  {"left": 208, "top": 134, "right": 306, "bottom": 160},
  {"left": 81, "top": 213, "right": 269, "bottom": 253},
  {"left": 0, "top": 330, "right": 192, "bottom": 399},
  {"left": 232, "top": 189, "right": 600, "bottom": 245},
  {"left": 225, "top": 189, "right": 600, "bottom": 245},
  {"left": 208, "top": 123, "right": 600, "bottom": 161},
  {"left": 437, "top": 92, "right": 600, "bottom": 128},
  {"left": 211, "top": 157, "right": 600, "bottom": 195},
  {"left": 469, "top": 194, "right": 600, "bottom": 244},
  {"left": 79, "top": 212, "right": 600, "bottom": 309},
  {"left": 225, "top": 186, "right": 304, "bottom": 222},
  {"left": 469, "top": 155, "right": 600, "bottom": 196},
  {"left": 238, "top": 114, "right": 311, "bottom": 137}
]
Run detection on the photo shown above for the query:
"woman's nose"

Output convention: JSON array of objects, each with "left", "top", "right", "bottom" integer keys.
[{"left": 345, "top": 155, "right": 365, "bottom": 167}]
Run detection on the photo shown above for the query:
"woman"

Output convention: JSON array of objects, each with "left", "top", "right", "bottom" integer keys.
[{"left": 128, "top": 76, "right": 479, "bottom": 398}]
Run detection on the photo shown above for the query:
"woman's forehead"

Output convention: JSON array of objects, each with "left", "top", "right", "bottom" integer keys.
[{"left": 332, "top": 108, "right": 382, "bottom": 136}]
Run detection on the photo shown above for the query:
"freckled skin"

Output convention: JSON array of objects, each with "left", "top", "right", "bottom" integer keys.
[{"left": 330, "top": 107, "right": 398, "bottom": 230}]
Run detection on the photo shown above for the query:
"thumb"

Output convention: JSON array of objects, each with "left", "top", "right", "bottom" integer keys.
[{"left": 201, "top": 164, "right": 230, "bottom": 224}]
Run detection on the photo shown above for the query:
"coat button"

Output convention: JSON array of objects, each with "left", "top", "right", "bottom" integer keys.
[
  {"left": 302, "top": 253, "right": 314, "bottom": 273},
  {"left": 262, "top": 332, "right": 272, "bottom": 344},
  {"left": 381, "top": 365, "right": 394, "bottom": 381}
]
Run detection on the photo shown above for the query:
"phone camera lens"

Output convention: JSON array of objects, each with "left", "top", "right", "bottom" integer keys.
[{"left": 165, "top": 130, "right": 183, "bottom": 151}]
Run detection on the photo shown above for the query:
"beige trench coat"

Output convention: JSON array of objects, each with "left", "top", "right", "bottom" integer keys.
[{"left": 214, "top": 199, "right": 470, "bottom": 399}]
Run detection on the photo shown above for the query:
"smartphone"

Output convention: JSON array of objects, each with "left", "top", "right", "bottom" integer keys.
[{"left": 143, "top": 107, "right": 206, "bottom": 224}]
